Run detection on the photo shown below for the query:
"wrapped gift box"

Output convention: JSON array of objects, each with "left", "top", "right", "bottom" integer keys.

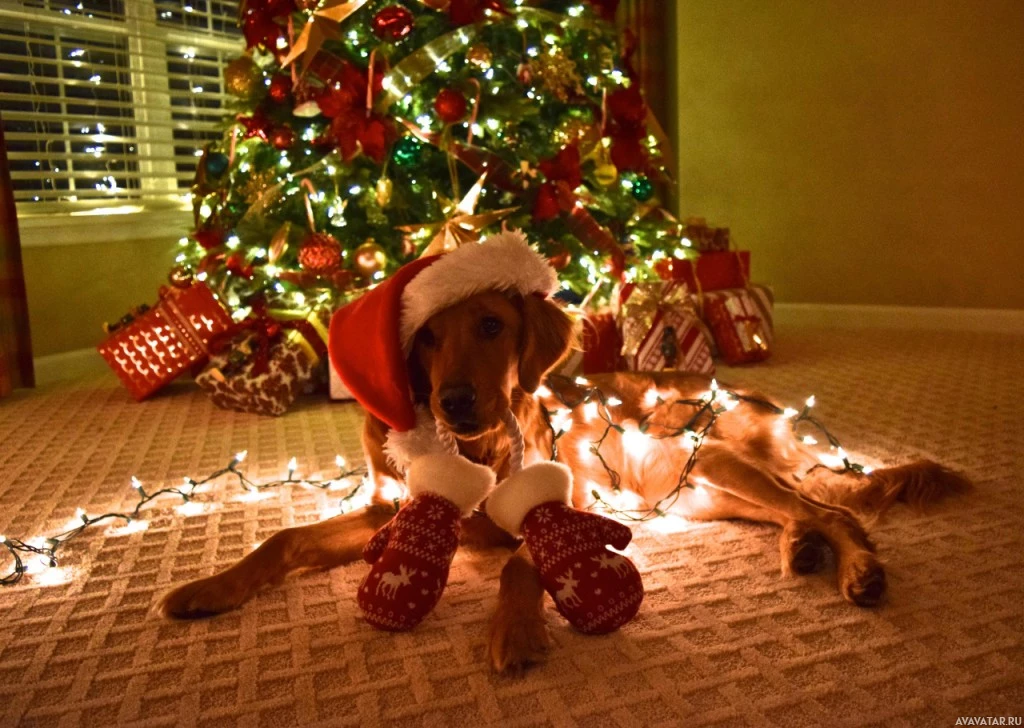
[
  {"left": 97, "top": 283, "right": 233, "bottom": 401},
  {"left": 196, "top": 309, "right": 330, "bottom": 416},
  {"left": 555, "top": 310, "right": 622, "bottom": 377},
  {"left": 619, "top": 280, "right": 715, "bottom": 375},
  {"left": 654, "top": 250, "right": 751, "bottom": 292},
  {"left": 703, "top": 285, "right": 774, "bottom": 365}
]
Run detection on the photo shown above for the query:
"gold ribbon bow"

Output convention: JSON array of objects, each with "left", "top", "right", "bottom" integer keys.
[
  {"left": 397, "top": 172, "right": 518, "bottom": 257},
  {"left": 618, "top": 282, "right": 693, "bottom": 360}
]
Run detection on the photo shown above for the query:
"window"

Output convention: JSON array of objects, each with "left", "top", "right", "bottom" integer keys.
[{"left": 0, "top": 0, "right": 240, "bottom": 223}]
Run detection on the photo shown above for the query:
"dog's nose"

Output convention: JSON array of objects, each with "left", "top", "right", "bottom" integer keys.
[{"left": 439, "top": 384, "right": 476, "bottom": 418}]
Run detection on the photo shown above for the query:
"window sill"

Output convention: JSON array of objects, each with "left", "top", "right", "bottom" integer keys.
[{"left": 18, "top": 205, "right": 193, "bottom": 248}]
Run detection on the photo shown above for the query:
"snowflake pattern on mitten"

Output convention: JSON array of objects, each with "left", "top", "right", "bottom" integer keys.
[
  {"left": 357, "top": 493, "right": 463, "bottom": 631},
  {"left": 521, "top": 502, "right": 644, "bottom": 634}
]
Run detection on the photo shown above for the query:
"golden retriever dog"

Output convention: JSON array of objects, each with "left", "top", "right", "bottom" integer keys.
[{"left": 159, "top": 285, "right": 970, "bottom": 672}]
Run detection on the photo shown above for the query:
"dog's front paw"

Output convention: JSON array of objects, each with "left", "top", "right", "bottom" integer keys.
[
  {"left": 838, "top": 551, "right": 887, "bottom": 607},
  {"left": 157, "top": 573, "right": 250, "bottom": 619},
  {"left": 488, "top": 607, "right": 552, "bottom": 674}
]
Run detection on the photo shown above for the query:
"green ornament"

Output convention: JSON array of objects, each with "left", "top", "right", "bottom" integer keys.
[
  {"left": 631, "top": 175, "right": 654, "bottom": 202},
  {"left": 392, "top": 136, "right": 422, "bottom": 167}
]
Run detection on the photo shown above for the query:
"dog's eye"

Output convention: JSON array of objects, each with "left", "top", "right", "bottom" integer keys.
[
  {"left": 419, "top": 328, "right": 436, "bottom": 348},
  {"left": 479, "top": 316, "right": 503, "bottom": 338}
]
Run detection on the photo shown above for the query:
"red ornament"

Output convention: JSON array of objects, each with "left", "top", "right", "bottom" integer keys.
[
  {"left": 299, "top": 232, "right": 343, "bottom": 275},
  {"left": 371, "top": 5, "right": 415, "bottom": 41},
  {"left": 225, "top": 253, "right": 254, "bottom": 279},
  {"left": 270, "top": 125, "right": 295, "bottom": 150},
  {"left": 434, "top": 87, "right": 467, "bottom": 124},
  {"left": 267, "top": 74, "right": 293, "bottom": 103}
]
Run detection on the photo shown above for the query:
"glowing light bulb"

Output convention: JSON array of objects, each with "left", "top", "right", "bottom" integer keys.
[
  {"left": 76, "top": 508, "right": 87, "bottom": 522},
  {"left": 802, "top": 436, "right": 818, "bottom": 446},
  {"left": 783, "top": 407, "right": 799, "bottom": 418},
  {"left": 287, "top": 457, "right": 297, "bottom": 476},
  {"left": 644, "top": 389, "right": 660, "bottom": 407},
  {"left": 862, "top": 465, "right": 875, "bottom": 475},
  {"left": 535, "top": 385, "right": 552, "bottom": 398},
  {"left": 130, "top": 476, "right": 142, "bottom": 490},
  {"left": 805, "top": 395, "right": 816, "bottom": 408},
  {"left": 606, "top": 396, "right": 622, "bottom": 406},
  {"left": 335, "top": 454, "right": 347, "bottom": 468},
  {"left": 234, "top": 450, "right": 248, "bottom": 464},
  {"left": 722, "top": 397, "right": 740, "bottom": 411},
  {"left": 836, "top": 447, "right": 848, "bottom": 461},
  {"left": 574, "top": 376, "right": 589, "bottom": 386},
  {"left": 711, "top": 379, "right": 719, "bottom": 392},
  {"left": 621, "top": 427, "right": 652, "bottom": 457},
  {"left": 583, "top": 401, "right": 598, "bottom": 422},
  {"left": 0, "top": 535, "right": 6, "bottom": 544}
]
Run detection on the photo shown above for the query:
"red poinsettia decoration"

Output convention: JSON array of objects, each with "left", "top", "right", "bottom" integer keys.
[
  {"left": 316, "top": 59, "right": 394, "bottom": 162},
  {"left": 448, "top": 0, "right": 510, "bottom": 26},
  {"left": 606, "top": 86, "right": 648, "bottom": 172},
  {"left": 533, "top": 145, "right": 582, "bottom": 222},
  {"left": 193, "top": 227, "right": 227, "bottom": 251},
  {"left": 241, "top": 0, "right": 295, "bottom": 51}
]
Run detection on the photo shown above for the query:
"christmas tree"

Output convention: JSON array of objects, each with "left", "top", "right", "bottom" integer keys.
[{"left": 174, "top": 0, "right": 688, "bottom": 319}]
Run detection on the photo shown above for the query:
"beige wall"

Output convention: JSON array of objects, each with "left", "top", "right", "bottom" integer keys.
[
  {"left": 23, "top": 238, "right": 176, "bottom": 357},
  {"left": 671, "top": 0, "right": 1024, "bottom": 309}
]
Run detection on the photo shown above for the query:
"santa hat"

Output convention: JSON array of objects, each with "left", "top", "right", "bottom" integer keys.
[{"left": 330, "top": 229, "right": 558, "bottom": 471}]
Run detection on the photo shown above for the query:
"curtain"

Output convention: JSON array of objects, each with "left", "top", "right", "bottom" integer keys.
[{"left": 0, "top": 119, "right": 34, "bottom": 396}]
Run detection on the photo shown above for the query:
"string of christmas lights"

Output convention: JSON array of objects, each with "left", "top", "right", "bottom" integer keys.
[
  {"left": 537, "top": 374, "right": 872, "bottom": 522},
  {"left": 0, "top": 451, "right": 367, "bottom": 587}
]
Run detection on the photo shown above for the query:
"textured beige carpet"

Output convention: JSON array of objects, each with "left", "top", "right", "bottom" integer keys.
[{"left": 1, "top": 325, "right": 1022, "bottom": 727}]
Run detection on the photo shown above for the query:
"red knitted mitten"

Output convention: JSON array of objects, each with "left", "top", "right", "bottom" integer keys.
[
  {"left": 357, "top": 453, "right": 495, "bottom": 631},
  {"left": 486, "top": 463, "right": 644, "bottom": 634}
]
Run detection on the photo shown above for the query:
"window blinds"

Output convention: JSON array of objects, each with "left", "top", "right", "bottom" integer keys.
[{"left": 0, "top": 0, "right": 241, "bottom": 211}]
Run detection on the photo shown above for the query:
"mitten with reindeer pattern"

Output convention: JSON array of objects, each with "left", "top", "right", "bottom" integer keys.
[
  {"left": 486, "top": 462, "right": 644, "bottom": 634},
  {"left": 357, "top": 453, "right": 495, "bottom": 631}
]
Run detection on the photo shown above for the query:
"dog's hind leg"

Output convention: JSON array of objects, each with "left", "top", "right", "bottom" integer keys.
[
  {"left": 690, "top": 445, "right": 886, "bottom": 606},
  {"left": 157, "top": 504, "right": 394, "bottom": 619},
  {"left": 671, "top": 484, "right": 828, "bottom": 577}
]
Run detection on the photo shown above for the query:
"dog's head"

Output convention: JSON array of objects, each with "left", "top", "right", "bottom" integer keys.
[{"left": 408, "top": 291, "right": 574, "bottom": 439}]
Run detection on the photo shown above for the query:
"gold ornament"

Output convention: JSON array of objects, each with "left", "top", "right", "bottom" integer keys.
[
  {"left": 375, "top": 177, "right": 393, "bottom": 207},
  {"left": 531, "top": 49, "right": 582, "bottom": 103},
  {"left": 353, "top": 239, "right": 388, "bottom": 278},
  {"left": 224, "top": 56, "right": 261, "bottom": 98},
  {"left": 466, "top": 43, "right": 493, "bottom": 70},
  {"left": 554, "top": 118, "right": 601, "bottom": 155},
  {"left": 238, "top": 169, "right": 277, "bottom": 204},
  {"left": 594, "top": 162, "right": 618, "bottom": 187},
  {"left": 268, "top": 221, "right": 291, "bottom": 263}
]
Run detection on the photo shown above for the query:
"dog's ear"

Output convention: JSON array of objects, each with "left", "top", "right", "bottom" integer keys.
[{"left": 517, "top": 295, "right": 575, "bottom": 393}]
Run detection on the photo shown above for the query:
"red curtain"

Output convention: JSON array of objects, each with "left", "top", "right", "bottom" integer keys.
[{"left": 0, "top": 119, "right": 34, "bottom": 396}]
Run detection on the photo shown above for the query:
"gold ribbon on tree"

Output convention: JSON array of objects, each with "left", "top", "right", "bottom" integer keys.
[{"left": 396, "top": 172, "right": 518, "bottom": 257}]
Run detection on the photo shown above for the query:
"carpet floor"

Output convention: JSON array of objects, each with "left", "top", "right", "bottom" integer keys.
[{"left": 1, "top": 325, "right": 1022, "bottom": 727}]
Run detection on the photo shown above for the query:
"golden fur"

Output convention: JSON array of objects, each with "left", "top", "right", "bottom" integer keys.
[{"left": 159, "top": 292, "right": 970, "bottom": 672}]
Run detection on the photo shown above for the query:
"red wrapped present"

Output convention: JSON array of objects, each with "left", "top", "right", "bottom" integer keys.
[
  {"left": 196, "top": 309, "right": 330, "bottom": 416},
  {"left": 703, "top": 286, "right": 774, "bottom": 365},
  {"left": 655, "top": 250, "right": 751, "bottom": 292},
  {"left": 97, "top": 283, "right": 233, "bottom": 400},
  {"left": 619, "top": 280, "right": 714, "bottom": 375},
  {"left": 682, "top": 217, "right": 731, "bottom": 253},
  {"left": 556, "top": 310, "right": 623, "bottom": 377}
]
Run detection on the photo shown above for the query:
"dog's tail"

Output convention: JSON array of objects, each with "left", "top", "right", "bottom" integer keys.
[{"left": 799, "top": 460, "right": 972, "bottom": 520}]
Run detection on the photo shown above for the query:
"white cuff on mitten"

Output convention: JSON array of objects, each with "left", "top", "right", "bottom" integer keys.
[
  {"left": 484, "top": 462, "right": 573, "bottom": 536},
  {"left": 406, "top": 453, "right": 496, "bottom": 517}
]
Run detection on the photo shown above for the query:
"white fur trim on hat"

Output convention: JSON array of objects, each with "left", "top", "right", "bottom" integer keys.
[
  {"left": 383, "top": 407, "right": 455, "bottom": 473},
  {"left": 399, "top": 229, "right": 558, "bottom": 353},
  {"left": 406, "top": 453, "right": 496, "bottom": 516},
  {"left": 485, "top": 462, "right": 572, "bottom": 536}
]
